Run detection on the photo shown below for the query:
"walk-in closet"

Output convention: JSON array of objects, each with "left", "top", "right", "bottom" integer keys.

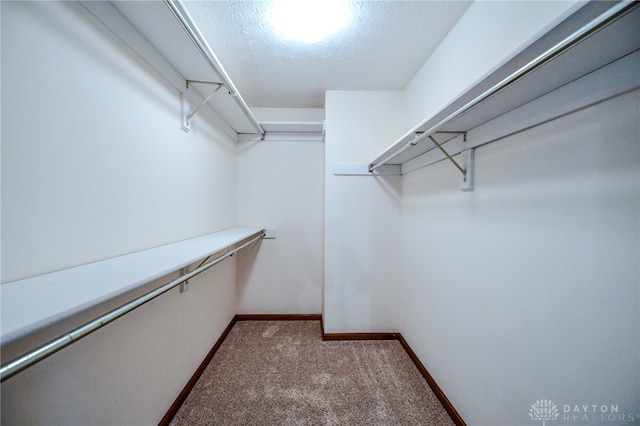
[{"left": 2, "top": 1, "right": 639, "bottom": 425}]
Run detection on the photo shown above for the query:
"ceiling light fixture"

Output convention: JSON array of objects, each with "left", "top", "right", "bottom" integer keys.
[{"left": 269, "top": 0, "right": 352, "bottom": 44}]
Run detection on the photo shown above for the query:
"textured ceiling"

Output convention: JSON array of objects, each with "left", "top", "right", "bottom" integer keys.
[
  {"left": 184, "top": 1, "right": 472, "bottom": 108},
  {"left": 113, "top": 1, "right": 472, "bottom": 110}
]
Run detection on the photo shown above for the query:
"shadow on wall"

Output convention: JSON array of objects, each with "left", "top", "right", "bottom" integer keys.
[
  {"left": 372, "top": 174, "right": 402, "bottom": 203},
  {"left": 235, "top": 219, "right": 323, "bottom": 314},
  {"left": 52, "top": 2, "right": 178, "bottom": 114},
  {"left": 322, "top": 223, "right": 370, "bottom": 328},
  {"left": 324, "top": 172, "right": 402, "bottom": 331},
  {"left": 235, "top": 238, "right": 262, "bottom": 301}
]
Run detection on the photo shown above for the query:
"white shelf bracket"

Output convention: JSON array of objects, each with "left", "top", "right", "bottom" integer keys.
[
  {"left": 180, "top": 92, "right": 191, "bottom": 132},
  {"left": 423, "top": 134, "right": 474, "bottom": 191},
  {"left": 460, "top": 148, "right": 475, "bottom": 192},
  {"left": 180, "top": 80, "right": 223, "bottom": 133}
]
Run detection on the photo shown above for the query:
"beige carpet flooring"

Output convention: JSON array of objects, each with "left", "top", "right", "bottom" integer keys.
[{"left": 170, "top": 320, "right": 455, "bottom": 425}]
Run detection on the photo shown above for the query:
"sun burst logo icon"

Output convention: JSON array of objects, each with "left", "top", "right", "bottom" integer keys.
[{"left": 529, "top": 399, "right": 560, "bottom": 425}]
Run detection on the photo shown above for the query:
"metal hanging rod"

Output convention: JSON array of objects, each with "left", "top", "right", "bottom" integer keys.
[
  {"left": 164, "top": 0, "right": 266, "bottom": 139},
  {"left": 369, "top": 0, "right": 637, "bottom": 172},
  {"left": 0, "top": 231, "right": 265, "bottom": 383}
]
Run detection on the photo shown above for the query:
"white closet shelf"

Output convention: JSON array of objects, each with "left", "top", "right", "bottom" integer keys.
[
  {"left": 79, "top": 1, "right": 263, "bottom": 139},
  {"left": 368, "top": 1, "right": 640, "bottom": 187},
  {"left": 0, "top": 227, "right": 263, "bottom": 347}
]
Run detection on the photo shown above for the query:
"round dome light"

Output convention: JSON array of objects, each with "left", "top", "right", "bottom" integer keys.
[{"left": 269, "top": 0, "right": 352, "bottom": 44}]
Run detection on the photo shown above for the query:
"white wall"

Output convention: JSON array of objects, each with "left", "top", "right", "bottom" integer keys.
[
  {"left": 322, "top": 1, "right": 584, "bottom": 336},
  {"left": 323, "top": 91, "right": 405, "bottom": 333},
  {"left": 395, "top": 2, "right": 639, "bottom": 422},
  {"left": 235, "top": 139, "right": 324, "bottom": 314},
  {"left": 399, "top": 89, "right": 640, "bottom": 426},
  {"left": 322, "top": 1, "right": 639, "bottom": 424},
  {"left": 403, "top": 0, "right": 580, "bottom": 130},
  {"left": 1, "top": 260, "right": 237, "bottom": 426},
  {"left": 1, "top": 1, "right": 236, "bottom": 283},
  {"left": 1, "top": 2, "right": 238, "bottom": 424}
]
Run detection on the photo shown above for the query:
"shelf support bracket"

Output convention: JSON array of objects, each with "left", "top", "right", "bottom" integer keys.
[
  {"left": 427, "top": 134, "right": 465, "bottom": 176},
  {"left": 459, "top": 148, "right": 474, "bottom": 192},
  {"left": 181, "top": 80, "right": 224, "bottom": 132},
  {"left": 426, "top": 134, "right": 474, "bottom": 191}
]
